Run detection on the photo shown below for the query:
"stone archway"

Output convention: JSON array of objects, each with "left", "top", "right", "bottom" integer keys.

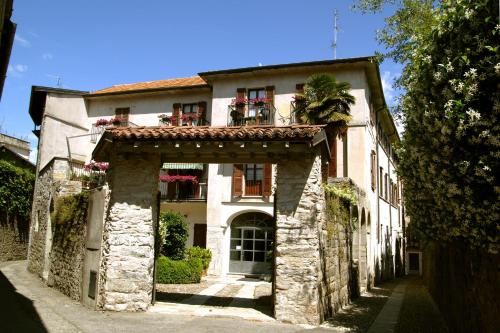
[
  {"left": 228, "top": 212, "right": 274, "bottom": 275},
  {"left": 92, "top": 125, "right": 330, "bottom": 325}
]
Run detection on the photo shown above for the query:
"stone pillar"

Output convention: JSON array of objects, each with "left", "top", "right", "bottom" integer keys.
[
  {"left": 275, "top": 154, "right": 325, "bottom": 325},
  {"left": 98, "top": 152, "right": 160, "bottom": 311}
]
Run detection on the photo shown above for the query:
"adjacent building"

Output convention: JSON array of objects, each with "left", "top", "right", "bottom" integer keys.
[{"left": 27, "top": 56, "right": 404, "bottom": 324}]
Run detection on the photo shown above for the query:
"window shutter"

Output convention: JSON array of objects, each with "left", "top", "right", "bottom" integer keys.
[
  {"left": 295, "top": 83, "right": 304, "bottom": 93},
  {"left": 232, "top": 164, "right": 244, "bottom": 197},
  {"left": 173, "top": 103, "right": 181, "bottom": 126},
  {"left": 328, "top": 137, "right": 337, "bottom": 177},
  {"left": 197, "top": 101, "right": 207, "bottom": 125},
  {"left": 265, "top": 86, "right": 275, "bottom": 105},
  {"left": 236, "top": 87, "right": 246, "bottom": 113},
  {"left": 263, "top": 163, "right": 272, "bottom": 196}
]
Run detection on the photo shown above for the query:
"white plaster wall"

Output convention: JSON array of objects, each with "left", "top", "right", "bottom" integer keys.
[
  {"left": 205, "top": 163, "right": 274, "bottom": 276},
  {"left": 38, "top": 93, "right": 89, "bottom": 170},
  {"left": 38, "top": 116, "right": 87, "bottom": 170},
  {"left": 87, "top": 91, "right": 212, "bottom": 128},
  {"left": 45, "top": 93, "right": 88, "bottom": 125},
  {"left": 210, "top": 68, "right": 369, "bottom": 127},
  {"left": 159, "top": 202, "right": 207, "bottom": 247}
]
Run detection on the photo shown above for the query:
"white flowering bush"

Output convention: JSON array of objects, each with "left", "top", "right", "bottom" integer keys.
[{"left": 395, "top": 0, "right": 499, "bottom": 252}]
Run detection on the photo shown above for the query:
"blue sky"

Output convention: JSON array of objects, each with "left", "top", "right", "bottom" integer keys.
[{"left": 0, "top": 0, "right": 401, "bottom": 161}]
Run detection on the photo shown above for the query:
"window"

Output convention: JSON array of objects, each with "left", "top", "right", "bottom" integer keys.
[
  {"left": 232, "top": 164, "right": 272, "bottom": 198},
  {"left": 244, "top": 164, "right": 263, "bottom": 196},
  {"left": 114, "top": 107, "right": 129, "bottom": 126},
  {"left": 247, "top": 88, "right": 265, "bottom": 117},
  {"left": 384, "top": 173, "right": 388, "bottom": 200},
  {"left": 370, "top": 151, "right": 376, "bottom": 190},
  {"left": 379, "top": 167, "right": 384, "bottom": 197},
  {"left": 182, "top": 103, "right": 198, "bottom": 115}
]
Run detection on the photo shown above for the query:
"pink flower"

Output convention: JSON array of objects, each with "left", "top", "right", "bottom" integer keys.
[
  {"left": 95, "top": 119, "right": 109, "bottom": 126},
  {"left": 159, "top": 175, "right": 198, "bottom": 183}
]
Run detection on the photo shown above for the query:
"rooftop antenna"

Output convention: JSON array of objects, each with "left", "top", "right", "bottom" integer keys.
[
  {"left": 56, "top": 76, "right": 62, "bottom": 88},
  {"left": 333, "top": 9, "right": 339, "bottom": 59}
]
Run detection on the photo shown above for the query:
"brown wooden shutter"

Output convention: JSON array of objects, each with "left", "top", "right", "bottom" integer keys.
[
  {"left": 295, "top": 83, "right": 304, "bottom": 93},
  {"left": 173, "top": 103, "right": 181, "bottom": 126},
  {"left": 265, "top": 86, "right": 275, "bottom": 105},
  {"left": 328, "top": 137, "right": 337, "bottom": 177},
  {"left": 263, "top": 163, "right": 272, "bottom": 196},
  {"left": 197, "top": 101, "right": 207, "bottom": 125},
  {"left": 236, "top": 88, "right": 246, "bottom": 117},
  {"left": 232, "top": 164, "right": 244, "bottom": 197}
]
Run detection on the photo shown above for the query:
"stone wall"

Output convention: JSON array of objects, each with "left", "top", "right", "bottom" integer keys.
[
  {"left": 318, "top": 196, "right": 351, "bottom": 320},
  {"left": 47, "top": 190, "right": 87, "bottom": 301},
  {"left": 0, "top": 215, "right": 29, "bottom": 261},
  {"left": 424, "top": 241, "right": 500, "bottom": 333},
  {"left": 274, "top": 155, "right": 325, "bottom": 325},
  {"left": 28, "top": 158, "right": 85, "bottom": 302},
  {"left": 28, "top": 163, "right": 54, "bottom": 276},
  {"left": 97, "top": 152, "right": 160, "bottom": 311}
]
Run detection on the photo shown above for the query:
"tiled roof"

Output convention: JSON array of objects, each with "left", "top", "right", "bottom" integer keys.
[
  {"left": 88, "top": 76, "right": 207, "bottom": 96},
  {"left": 104, "top": 125, "right": 324, "bottom": 141}
]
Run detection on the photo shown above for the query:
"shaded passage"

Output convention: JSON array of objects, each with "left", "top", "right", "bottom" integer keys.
[{"left": 0, "top": 271, "right": 48, "bottom": 333}]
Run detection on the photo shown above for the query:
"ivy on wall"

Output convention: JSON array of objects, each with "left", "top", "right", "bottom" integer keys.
[
  {"left": 324, "top": 183, "right": 358, "bottom": 241},
  {"left": 51, "top": 192, "right": 89, "bottom": 246},
  {"left": 0, "top": 160, "right": 35, "bottom": 226}
]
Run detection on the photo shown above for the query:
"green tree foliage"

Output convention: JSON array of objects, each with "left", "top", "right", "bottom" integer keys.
[
  {"left": 186, "top": 246, "right": 212, "bottom": 271},
  {"left": 294, "top": 73, "right": 355, "bottom": 129},
  {"left": 159, "top": 211, "right": 188, "bottom": 260},
  {"left": 0, "top": 160, "right": 35, "bottom": 224},
  {"left": 355, "top": 0, "right": 500, "bottom": 251}
]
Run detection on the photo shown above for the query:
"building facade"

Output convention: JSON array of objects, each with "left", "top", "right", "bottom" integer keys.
[{"left": 27, "top": 57, "right": 404, "bottom": 323}]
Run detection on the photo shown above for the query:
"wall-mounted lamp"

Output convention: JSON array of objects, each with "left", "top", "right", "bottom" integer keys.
[
  {"left": 262, "top": 142, "right": 268, "bottom": 148},
  {"left": 133, "top": 142, "right": 140, "bottom": 148},
  {"left": 174, "top": 143, "right": 180, "bottom": 148}
]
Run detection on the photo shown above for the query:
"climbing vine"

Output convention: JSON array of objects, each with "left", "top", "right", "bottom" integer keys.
[
  {"left": 324, "top": 183, "right": 358, "bottom": 240},
  {"left": 0, "top": 160, "right": 35, "bottom": 225},
  {"left": 51, "top": 192, "right": 89, "bottom": 246}
]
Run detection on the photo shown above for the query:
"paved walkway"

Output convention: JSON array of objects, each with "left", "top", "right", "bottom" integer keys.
[
  {"left": 0, "top": 260, "right": 446, "bottom": 333},
  {"left": 153, "top": 275, "right": 273, "bottom": 322},
  {"left": 0, "top": 260, "right": 335, "bottom": 333}
]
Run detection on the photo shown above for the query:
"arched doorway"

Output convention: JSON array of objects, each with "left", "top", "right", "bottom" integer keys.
[{"left": 229, "top": 212, "right": 274, "bottom": 275}]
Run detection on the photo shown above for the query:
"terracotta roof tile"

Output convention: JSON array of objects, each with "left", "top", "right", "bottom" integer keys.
[
  {"left": 89, "top": 76, "right": 207, "bottom": 96},
  {"left": 105, "top": 125, "right": 324, "bottom": 142}
]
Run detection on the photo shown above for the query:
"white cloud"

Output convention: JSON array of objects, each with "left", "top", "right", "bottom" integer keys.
[
  {"left": 7, "top": 64, "right": 28, "bottom": 77},
  {"left": 42, "top": 53, "right": 53, "bottom": 60},
  {"left": 381, "top": 71, "right": 396, "bottom": 106},
  {"left": 14, "top": 34, "right": 31, "bottom": 47},
  {"left": 14, "top": 64, "right": 28, "bottom": 73}
]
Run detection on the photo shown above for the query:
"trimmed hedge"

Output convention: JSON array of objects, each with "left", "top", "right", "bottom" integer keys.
[
  {"left": 156, "top": 256, "right": 202, "bottom": 284},
  {"left": 186, "top": 246, "right": 212, "bottom": 271}
]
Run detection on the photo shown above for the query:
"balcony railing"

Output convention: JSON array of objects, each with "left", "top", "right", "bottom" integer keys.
[
  {"left": 159, "top": 115, "right": 210, "bottom": 127},
  {"left": 227, "top": 102, "right": 275, "bottom": 126},
  {"left": 244, "top": 180, "right": 263, "bottom": 196},
  {"left": 159, "top": 178, "right": 208, "bottom": 201}
]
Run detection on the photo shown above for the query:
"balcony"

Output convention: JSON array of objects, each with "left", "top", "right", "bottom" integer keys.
[
  {"left": 159, "top": 163, "right": 208, "bottom": 202},
  {"left": 159, "top": 178, "right": 207, "bottom": 201},
  {"left": 158, "top": 113, "right": 210, "bottom": 127},
  {"left": 227, "top": 102, "right": 275, "bottom": 126}
]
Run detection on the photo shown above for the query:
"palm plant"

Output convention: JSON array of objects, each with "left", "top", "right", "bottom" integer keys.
[{"left": 294, "top": 73, "right": 355, "bottom": 130}]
